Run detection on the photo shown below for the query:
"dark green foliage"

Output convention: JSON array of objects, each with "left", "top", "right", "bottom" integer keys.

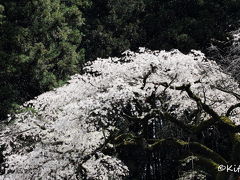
[
  {"left": 141, "top": 0, "right": 240, "bottom": 53},
  {"left": 83, "top": 0, "right": 240, "bottom": 60},
  {"left": 82, "top": 0, "right": 145, "bottom": 60},
  {"left": 0, "top": 0, "right": 90, "bottom": 120}
]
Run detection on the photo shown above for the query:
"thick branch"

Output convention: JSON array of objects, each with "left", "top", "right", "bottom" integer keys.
[
  {"left": 226, "top": 103, "right": 240, "bottom": 117},
  {"left": 154, "top": 82, "right": 240, "bottom": 134},
  {"left": 122, "top": 104, "right": 218, "bottom": 135},
  {"left": 156, "top": 82, "right": 220, "bottom": 120},
  {"left": 181, "top": 84, "right": 220, "bottom": 120},
  {"left": 214, "top": 86, "right": 240, "bottom": 100},
  {"left": 147, "top": 138, "right": 227, "bottom": 165},
  {"left": 217, "top": 116, "right": 240, "bottom": 133},
  {"left": 162, "top": 111, "right": 216, "bottom": 134},
  {"left": 113, "top": 134, "right": 227, "bottom": 165},
  {"left": 162, "top": 96, "right": 240, "bottom": 134}
]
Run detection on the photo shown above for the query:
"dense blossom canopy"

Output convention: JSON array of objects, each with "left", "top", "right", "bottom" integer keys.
[{"left": 0, "top": 48, "right": 240, "bottom": 179}]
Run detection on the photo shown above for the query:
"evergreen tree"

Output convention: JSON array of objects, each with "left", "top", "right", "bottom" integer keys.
[
  {"left": 82, "top": 0, "right": 145, "bottom": 60},
  {"left": 0, "top": 0, "right": 90, "bottom": 119}
]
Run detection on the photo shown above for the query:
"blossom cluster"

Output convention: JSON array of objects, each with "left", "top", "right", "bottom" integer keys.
[{"left": 0, "top": 48, "right": 239, "bottom": 179}]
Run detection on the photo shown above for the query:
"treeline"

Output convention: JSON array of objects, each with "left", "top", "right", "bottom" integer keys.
[{"left": 0, "top": 0, "right": 240, "bottom": 120}]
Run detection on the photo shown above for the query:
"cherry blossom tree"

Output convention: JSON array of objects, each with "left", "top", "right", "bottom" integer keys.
[{"left": 0, "top": 48, "right": 240, "bottom": 179}]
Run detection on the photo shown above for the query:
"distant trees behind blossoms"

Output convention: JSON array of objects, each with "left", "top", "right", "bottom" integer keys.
[{"left": 0, "top": 0, "right": 240, "bottom": 119}]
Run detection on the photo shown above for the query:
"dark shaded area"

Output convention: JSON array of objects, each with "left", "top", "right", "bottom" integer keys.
[
  {"left": 83, "top": 0, "right": 240, "bottom": 60},
  {"left": 105, "top": 82, "right": 240, "bottom": 180}
]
